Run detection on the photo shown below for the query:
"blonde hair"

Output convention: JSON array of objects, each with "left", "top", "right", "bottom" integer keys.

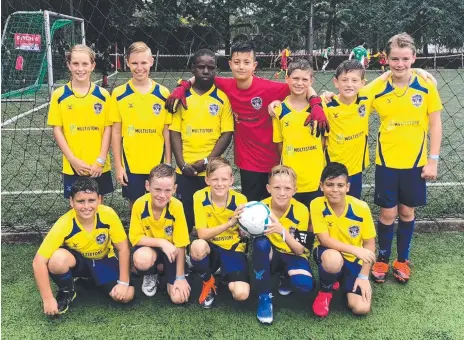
[
  {"left": 268, "top": 165, "right": 297, "bottom": 185},
  {"left": 206, "top": 157, "right": 232, "bottom": 177},
  {"left": 386, "top": 33, "right": 416, "bottom": 56},
  {"left": 127, "top": 41, "right": 152, "bottom": 60},
  {"left": 67, "top": 44, "right": 96, "bottom": 64}
]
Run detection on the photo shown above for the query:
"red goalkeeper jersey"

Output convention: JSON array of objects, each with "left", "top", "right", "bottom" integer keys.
[{"left": 215, "top": 76, "right": 290, "bottom": 172}]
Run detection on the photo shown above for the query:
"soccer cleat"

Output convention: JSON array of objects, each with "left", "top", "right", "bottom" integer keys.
[
  {"left": 371, "top": 261, "right": 390, "bottom": 283},
  {"left": 278, "top": 276, "right": 292, "bottom": 296},
  {"left": 56, "top": 286, "right": 77, "bottom": 315},
  {"left": 141, "top": 274, "right": 159, "bottom": 297},
  {"left": 199, "top": 276, "right": 217, "bottom": 309},
  {"left": 393, "top": 260, "right": 411, "bottom": 283},
  {"left": 257, "top": 293, "right": 273, "bottom": 324},
  {"left": 312, "top": 291, "right": 333, "bottom": 318},
  {"left": 332, "top": 281, "right": 340, "bottom": 291}
]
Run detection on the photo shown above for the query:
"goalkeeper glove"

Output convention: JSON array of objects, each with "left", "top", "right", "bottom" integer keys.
[
  {"left": 304, "top": 96, "right": 329, "bottom": 137},
  {"left": 166, "top": 79, "right": 191, "bottom": 113}
]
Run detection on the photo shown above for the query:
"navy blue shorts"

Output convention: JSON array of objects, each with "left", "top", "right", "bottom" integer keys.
[
  {"left": 239, "top": 169, "right": 270, "bottom": 202},
  {"left": 348, "top": 172, "right": 362, "bottom": 199},
  {"left": 293, "top": 190, "right": 322, "bottom": 209},
  {"left": 175, "top": 174, "right": 207, "bottom": 233},
  {"left": 313, "top": 246, "right": 362, "bottom": 296},
  {"left": 64, "top": 248, "right": 131, "bottom": 294},
  {"left": 271, "top": 246, "right": 312, "bottom": 276},
  {"left": 63, "top": 171, "right": 114, "bottom": 199},
  {"left": 374, "top": 165, "right": 426, "bottom": 208},
  {"left": 133, "top": 246, "right": 178, "bottom": 285},
  {"left": 208, "top": 242, "right": 250, "bottom": 283}
]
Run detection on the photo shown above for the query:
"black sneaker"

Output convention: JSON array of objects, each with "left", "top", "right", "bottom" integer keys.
[{"left": 56, "top": 286, "right": 77, "bottom": 314}]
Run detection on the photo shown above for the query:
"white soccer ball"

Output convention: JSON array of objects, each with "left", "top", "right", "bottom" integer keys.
[{"left": 238, "top": 201, "right": 271, "bottom": 237}]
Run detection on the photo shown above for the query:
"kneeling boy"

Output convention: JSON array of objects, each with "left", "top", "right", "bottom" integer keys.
[
  {"left": 33, "top": 178, "right": 134, "bottom": 316},
  {"left": 129, "top": 164, "right": 190, "bottom": 304}
]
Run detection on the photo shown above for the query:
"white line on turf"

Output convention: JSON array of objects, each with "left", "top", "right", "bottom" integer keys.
[
  {"left": 1, "top": 182, "right": 462, "bottom": 195},
  {"left": 1, "top": 127, "right": 52, "bottom": 131},
  {"left": 1, "top": 71, "right": 118, "bottom": 128}
]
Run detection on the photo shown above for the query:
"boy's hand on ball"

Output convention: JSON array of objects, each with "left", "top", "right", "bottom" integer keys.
[
  {"left": 264, "top": 213, "right": 284, "bottom": 235},
  {"left": 230, "top": 205, "right": 245, "bottom": 227}
]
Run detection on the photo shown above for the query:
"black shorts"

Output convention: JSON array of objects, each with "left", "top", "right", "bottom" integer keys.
[
  {"left": 239, "top": 169, "right": 269, "bottom": 202},
  {"left": 293, "top": 190, "right": 322, "bottom": 209},
  {"left": 63, "top": 171, "right": 114, "bottom": 199},
  {"left": 175, "top": 174, "right": 207, "bottom": 233}
]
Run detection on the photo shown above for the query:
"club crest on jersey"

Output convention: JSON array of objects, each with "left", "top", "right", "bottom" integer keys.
[
  {"left": 251, "top": 97, "right": 262, "bottom": 110},
  {"left": 411, "top": 94, "right": 423, "bottom": 107},
  {"left": 348, "top": 226, "right": 360, "bottom": 238},
  {"left": 209, "top": 103, "right": 219, "bottom": 116},
  {"left": 358, "top": 104, "right": 366, "bottom": 117},
  {"left": 165, "top": 225, "right": 173, "bottom": 237},
  {"left": 96, "top": 233, "right": 107, "bottom": 244},
  {"left": 153, "top": 103, "right": 162, "bottom": 115},
  {"left": 94, "top": 103, "right": 103, "bottom": 114}
]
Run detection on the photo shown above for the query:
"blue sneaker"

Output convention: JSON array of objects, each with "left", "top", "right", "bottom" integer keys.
[
  {"left": 278, "top": 276, "right": 292, "bottom": 296},
  {"left": 257, "top": 293, "right": 273, "bottom": 324}
]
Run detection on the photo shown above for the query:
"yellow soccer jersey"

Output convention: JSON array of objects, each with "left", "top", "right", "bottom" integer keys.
[
  {"left": 169, "top": 85, "right": 233, "bottom": 176},
  {"left": 37, "top": 205, "right": 127, "bottom": 260},
  {"left": 367, "top": 73, "right": 443, "bottom": 169},
  {"left": 322, "top": 92, "right": 373, "bottom": 175},
  {"left": 262, "top": 197, "right": 310, "bottom": 258},
  {"left": 129, "top": 193, "right": 190, "bottom": 248},
  {"left": 273, "top": 99, "right": 324, "bottom": 192},
  {"left": 47, "top": 83, "right": 112, "bottom": 175},
  {"left": 311, "top": 195, "right": 376, "bottom": 263},
  {"left": 193, "top": 187, "right": 247, "bottom": 251},
  {"left": 110, "top": 80, "right": 172, "bottom": 174}
]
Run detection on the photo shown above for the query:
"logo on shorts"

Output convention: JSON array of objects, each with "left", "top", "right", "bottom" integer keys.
[
  {"left": 411, "top": 94, "right": 423, "bottom": 107},
  {"left": 153, "top": 103, "right": 162, "bottom": 115},
  {"left": 94, "top": 103, "right": 103, "bottom": 114},
  {"left": 348, "top": 226, "right": 360, "bottom": 238},
  {"left": 251, "top": 97, "right": 262, "bottom": 110},
  {"left": 96, "top": 233, "right": 107, "bottom": 244},
  {"left": 209, "top": 103, "right": 219, "bottom": 116},
  {"left": 164, "top": 225, "right": 173, "bottom": 237},
  {"left": 289, "top": 227, "right": 296, "bottom": 237},
  {"left": 358, "top": 104, "right": 366, "bottom": 117}
]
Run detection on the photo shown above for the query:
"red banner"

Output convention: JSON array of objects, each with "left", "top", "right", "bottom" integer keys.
[{"left": 14, "top": 33, "right": 41, "bottom": 52}]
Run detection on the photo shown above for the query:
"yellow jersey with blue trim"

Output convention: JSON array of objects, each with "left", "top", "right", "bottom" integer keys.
[
  {"left": 366, "top": 73, "right": 443, "bottom": 169},
  {"left": 193, "top": 187, "right": 247, "bottom": 252},
  {"left": 47, "top": 82, "right": 112, "bottom": 175},
  {"left": 109, "top": 80, "right": 172, "bottom": 174},
  {"left": 272, "top": 98, "right": 324, "bottom": 192},
  {"left": 129, "top": 193, "right": 190, "bottom": 248},
  {"left": 169, "top": 85, "right": 233, "bottom": 176},
  {"left": 311, "top": 195, "right": 376, "bottom": 263},
  {"left": 37, "top": 205, "right": 127, "bottom": 260},
  {"left": 262, "top": 197, "right": 310, "bottom": 258},
  {"left": 322, "top": 92, "right": 373, "bottom": 176}
]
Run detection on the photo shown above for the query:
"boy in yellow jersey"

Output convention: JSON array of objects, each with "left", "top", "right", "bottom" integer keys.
[
  {"left": 170, "top": 49, "right": 233, "bottom": 233},
  {"left": 323, "top": 60, "right": 373, "bottom": 199},
  {"left": 32, "top": 178, "right": 134, "bottom": 316},
  {"left": 129, "top": 164, "right": 190, "bottom": 304},
  {"left": 190, "top": 157, "right": 249, "bottom": 308},
  {"left": 311, "top": 162, "right": 376, "bottom": 317},
  {"left": 111, "top": 42, "right": 172, "bottom": 207},
  {"left": 252, "top": 165, "right": 313, "bottom": 324},
  {"left": 367, "top": 33, "right": 442, "bottom": 284},
  {"left": 47, "top": 45, "right": 113, "bottom": 199}
]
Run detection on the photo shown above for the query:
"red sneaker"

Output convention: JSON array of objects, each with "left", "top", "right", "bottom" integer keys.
[
  {"left": 393, "top": 260, "right": 411, "bottom": 283},
  {"left": 312, "top": 291, "right": 333, "bottom": 317},
  {"left": 371, "top": 261, "right": 390, "bottom": 283}
]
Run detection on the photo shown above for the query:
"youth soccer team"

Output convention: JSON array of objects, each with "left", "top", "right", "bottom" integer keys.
[{"left": 32, "top": 32, "right": 443, "bottom": 325}]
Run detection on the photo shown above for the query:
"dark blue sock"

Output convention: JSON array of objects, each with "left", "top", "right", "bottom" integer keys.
[
  {"left": 397, "top": 219, "right": 415, "bottom": 262},
  {"left": 49, "top": 270, "right": 74, "bottom": 290},
  {"left": 191, "top": 255, "right": 211, "bottom": 281},
  {"left": 377, "top": 221, "right": 395, "bottom": 263},
  {"left": 318, "top": 265, "right": 339, "bottom": 292},
  {"left": 290, "top": 274, "right": 314, "bottom": 294},
  {"left": 252, "top": 237, "right": 272, "bottom": 295}
]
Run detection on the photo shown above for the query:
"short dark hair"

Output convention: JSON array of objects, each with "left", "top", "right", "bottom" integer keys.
[
  {"left": 70, "top": 177, "right": 99, "bottom": 198},
  {"left": 320, "top": 162, "right": 349, "bottom": 183},
  {"left": 193, "top": 48, "right": 216, "bottom": 65},
  {"left": 148, "top": 164, "right": 176, "bottom": 183},
  {"left": 335, "top": 60, "right": 365, "bottom": 79},
  {"left": 287, "top": 58, "right": 313, "bottom": 77},
  {"left": 230, "top": 40, "right": 255, "bottom": 59}
]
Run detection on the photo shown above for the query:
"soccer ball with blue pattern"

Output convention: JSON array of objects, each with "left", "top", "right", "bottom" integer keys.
[{"left": 238, "top": 201, "right": 271, "bottom": 237}]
